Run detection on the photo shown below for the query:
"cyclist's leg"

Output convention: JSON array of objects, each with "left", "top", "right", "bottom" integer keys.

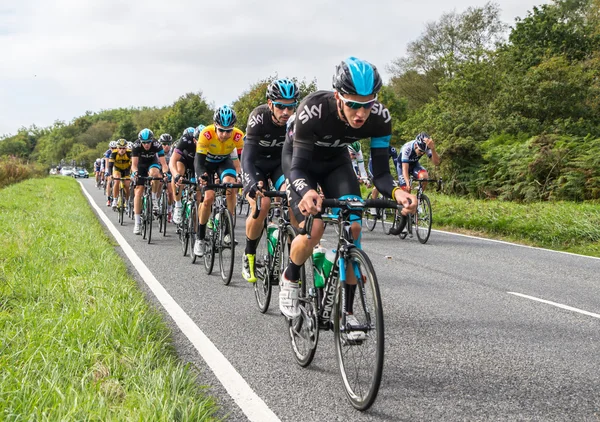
[
  {"left": 241, "top": 162, "right": 271, "bottom": 282},
  {"left": 413, "top": 164, "right": 428, "bottom": 190},
  {"left": 149, "top": 164, "right": 161, "bottom": 207},
  {"left": 134, "top": 164, "right": 150, "bottom": 233},
  {"left": 218, "top": 160, "right": 238, "bottom": 217},
  {"left": 111, "top": 169, "right": 122, "bottom": 208}
]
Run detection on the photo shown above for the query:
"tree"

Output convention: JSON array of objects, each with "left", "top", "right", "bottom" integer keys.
[{"left": 158, "top": 92, "right": 213, "bottom": 138}]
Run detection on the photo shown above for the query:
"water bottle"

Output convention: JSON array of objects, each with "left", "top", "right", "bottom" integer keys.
[
  {"left": 322, "top": 249, "right": 336, "bottom": 281},
  {"left": 312, "top": 246, "right": 326, "bottom": 288},
  {"left": 266, "top": 222, "right": 279, "bottom": 256}
]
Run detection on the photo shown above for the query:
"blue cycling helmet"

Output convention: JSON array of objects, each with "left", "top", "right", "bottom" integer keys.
[
  {"left": 138, "top": 128, "right": 154, "bottom": 142},
  {"left": 181, "top": 127, "right": 195, "bottom": 141},
  {"left": 267, "top": 78, "right": 299, "bottom": 100},
  {"left": 194, "top": 124, "right": 206, "bottom": 139},
  {"left": 333, "top": 57, "right": 382, "bottom": 96},
  {"left": 214, "top": 105, "right": 237, "bottom": 127},
  {"left": 415, "top": 132, "right": 430, "bottom": 150}
]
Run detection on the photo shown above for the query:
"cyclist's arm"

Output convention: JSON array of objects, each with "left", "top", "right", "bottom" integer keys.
[
  {"left": 158, "top": 155, "right": 168, "bottom": 174},
  {"left": 169, "top": 149, "right": 182, "bottom": 176},
  {"left": 194, "top": 152, "right": 208, "bottom": 178},
  {"left": 241, "top": 139, "right": 260, "bottom": 188},
  {"left": 370, "top": 137, "right": 397, "bottom": 198},
  {"left": 402, "top": 162, "right": 410, "bottom": 187},
  {"left": 131, "top": 156, "right": 139, "bottom": 174},
  {"left": 289, "top": 120, "right": 317, "bottom": 198}
]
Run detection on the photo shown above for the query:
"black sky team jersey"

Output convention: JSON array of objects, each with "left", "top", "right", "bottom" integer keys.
[
  {"left": 132, "top": 140, "right": 165, "bottom": 163},
  {"left": 244, "top": 104, "right": 287, "bottom": 159},
  {"left": 285, "top": 90, "right": 397, "bottom": 198},
  {"left": 174, "top": 136, "right": 196, "bottom": 164}
]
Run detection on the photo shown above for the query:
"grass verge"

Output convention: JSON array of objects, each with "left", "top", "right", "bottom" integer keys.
[
  {"left": 0, "top": 177, "right": 220, "bottom": 420},
  {"left": 361, "top": 186, "right": 600, "bottom": 257},
  {"left": 0, "top": 156, "right": 47, "bottom": 189}
]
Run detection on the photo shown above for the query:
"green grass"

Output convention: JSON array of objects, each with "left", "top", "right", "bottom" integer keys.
[
  {"left": 0, "top": 177, "right": 220, "bottom": 421},
  {"left": 361, "top": 185, "right": 600, "bottom": 257},
  {"left": 0, "top": 156, "right": 47, "bottom": 189}
]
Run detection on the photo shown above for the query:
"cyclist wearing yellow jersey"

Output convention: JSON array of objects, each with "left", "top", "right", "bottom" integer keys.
[
  {"left": 110, "top": 138, "right": 132, "bottom": 209},
  {"left": 193, "top": 105, "right": 244, "bottom": 257}
]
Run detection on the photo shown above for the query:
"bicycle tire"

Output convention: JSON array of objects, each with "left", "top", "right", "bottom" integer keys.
[
  {"left": 142, "top": 194, "right": 148, "bottom": 240},
  {"left": 288, "top": 248, "right": 319, "bottom": 368},
  {"left": 415, "top": 194, "right": 432, "bottom": 244},
  {"left": 364, "top": 191, "right": 377, "bottom": 232},
  {"left": 334, "top": 247, "right": 384, "bottom": 411},
  {"left": 180, "top": 202, "right": 189, "bottom": 256},
  {"left": 118, "top": 189, "right": 124, "bottom": 226},
  {"left": 204, "top": 209, "right": 217, "bottom": 274},
  {"left": 147, "top": 194, "right": 153, "bottom": 244},
  {"left": 219, "top": 209, "right": 235, "bottom": 285},
  {"left": 190, "top": 203, "right": 198, "bottom": 263},
  {"left": 253, "top": 223, "right": 271, "bottom": 313}
]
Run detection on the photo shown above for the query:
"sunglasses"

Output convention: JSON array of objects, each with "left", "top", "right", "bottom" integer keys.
[
  {"left": 272, "top": 101, "right": 297, "bottom": 110},
  {"left": 117, "top": 147, "right": 127, "bottom": 150},
  {"left": 338, "top": 93, "right": 377, "bottom": 110},
  {"left": 141, "top": 140, "right": 152, "bottom": 144},
  {"left": 216, "top": 127, "right": 234, "bottom": 133}
]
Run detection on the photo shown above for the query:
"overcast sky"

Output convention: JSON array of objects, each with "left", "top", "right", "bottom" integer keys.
[{"left": 0, "top": 0, "right": 550, "bottom": 136}]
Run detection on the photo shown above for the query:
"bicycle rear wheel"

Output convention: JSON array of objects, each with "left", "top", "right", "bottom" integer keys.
[
  {"left": 146, "top": 194, "right": 153, "bottom": 244},
  {"left": 288, "top": 235, "right": 319, "bottom": 368},
  {"left": 142, "top": 194, "right": 149, "bottom": 240},
  {"left": 364, "top": 191, "right": 377, "bottom": 231},
  {"left": 253, "top": 225, "right": 272, "bottom": 313},
  {"left": 219, "top": 209, "right": 235, "bottom": 285},
  {"left": 160, "top": 190, "right": 168, "bottom": 236},
  {"left": 190, "top": 204, "right": 198, "bottom": 263},
  {"left": 415, "top": 194, "right": 432, "bottom": 244},
  {"left": 334, "top": 247, "right": 384, "bottom": 411}
]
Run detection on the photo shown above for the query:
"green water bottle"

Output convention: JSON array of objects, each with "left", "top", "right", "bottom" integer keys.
[
  {"left": 312, "top": 246, "right": 326, "bottom": 288},
  {"left": 322, "top": 249, "right": 336, "bottom": 281},
  {"left": 266, "top": 222, "right": 279, "bottom": 256}
]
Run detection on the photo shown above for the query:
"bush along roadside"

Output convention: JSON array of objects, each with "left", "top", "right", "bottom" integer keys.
[{"left": 0, "top": 177, "right": 220, "bottom": 420}]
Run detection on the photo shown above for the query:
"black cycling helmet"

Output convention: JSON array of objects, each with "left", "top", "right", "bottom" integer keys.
[
  {"left": 213, "top": 105, "right": 237, "bottom": 127},
  {"left": 332, "top": 57, "right": 382, "bottom": 96},
  {"left": 415, "top": 132, "right": 430, "bottom": 151},
  {"left": 182, "top": 127, "right": 195, "bottom": 141},
  {"left": 159, "top": 133, "right": 173, "bottom": 144},
  {"left": 266, "top": 78, "right": 299, "bottom": 100}
]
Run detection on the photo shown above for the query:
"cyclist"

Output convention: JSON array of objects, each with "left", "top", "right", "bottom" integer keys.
[
  {"left": 94, "top": 158, "right": 103, "bottom": 186},
  {"left": 241, "top": 78, "right": 298, "bottom": 283},
  {"left": 109, "top": 139, "right": 132, "bottom": 209},
  {"left": 193, "top": 106, "right": 244, "bottom": 257},
  {"left": 280, "top": 57, "right": 417, "bottom": 321},
  {"left": 398, "top": 132, "right": 440, "bottom": 192},
  {"left": 104, "top": 141, "right": 117, "bottom": 205},
  {"left": 347, "top": 140, "right": 370, "bottom": 185},
  {"left": 131, "top": 128, "right": 168, "bottom": 235},
  {"left": 159, "top": 133, "right": 175, "bottom": 222},
  {"left": 171, "top": 127, "right": 199, "bottom": 225}
]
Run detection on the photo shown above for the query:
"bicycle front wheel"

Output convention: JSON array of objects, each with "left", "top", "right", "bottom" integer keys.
[
  {"left": 253, "top": 224, "right": 271, "bottom": 313},
  {"left": 146, "top": 194, "right": 153, "bottom": 244},
  {"left": 218, "top": 209, "right": 235, "bottom": 285},
  {"left": 415, "top": 194, "right": 432, "bottom": 244},
  {"left": 118, "top": 191, "right": 124, "bottom": 226},
  {"left": 288, "top": 239, "right": 319, "bottom": 368},
  {"left": 334, "top": 247, "right": 384, "bottom": 411},
  {"left": 189, "top": 203, "right": 198, "bottom": 263},
  {"left": 180, "top": 204, "right": 189, "bottom": 256},
  {"left": 142, "top": 195, "right": 149, "bottom": 240},
  {"left": 365, "top": 191, "right": 377, "bottom": 232}
]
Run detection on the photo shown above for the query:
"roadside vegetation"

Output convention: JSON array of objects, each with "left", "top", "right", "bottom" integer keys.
[
  {"left": 0, "top": 177, "right": 219, "bottom": 420},
  {"left": 0, "top": 156, "right": 47, "bottom": 189}
]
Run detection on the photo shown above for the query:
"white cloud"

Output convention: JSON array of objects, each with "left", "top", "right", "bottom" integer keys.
[{"left": 0, "top": 0, "right": 549, "bottom": 135}]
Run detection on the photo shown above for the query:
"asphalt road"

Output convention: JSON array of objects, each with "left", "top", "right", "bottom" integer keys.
[{"left": 81, "top": 179, "right": 600, "bottom": 421}]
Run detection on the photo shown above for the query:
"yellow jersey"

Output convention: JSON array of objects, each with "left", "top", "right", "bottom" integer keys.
[
  {"left": 109, "top": 150, "right": 133, "bottom": 170},
  {"left": 196, "top": 125, "right": 244, "bottom": 162}
]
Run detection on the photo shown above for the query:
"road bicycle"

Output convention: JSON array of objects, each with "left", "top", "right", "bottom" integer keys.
[
  {"left": 156, "top": 176, "right": 169, "bottom": 237},
  {"left": 391, "top": 178, "right": 441, "bottom": 244},
  {"left": 111, "top": 177, "right": 130, "bottom": 226},
  {"left": 202, "top": 182, "right": 243, "bottom": 285},
  {"left": 251, "top": 191, "right": 294, "bottom": 313},
  {"left": 138, "top": 176, "right": 164, "bottom": 244},
  {"left": 176, "top": 178, "right": 198, "bottom": 258},
  {"left": 288, "top": 196, "right": 403, "bottom": 410}
]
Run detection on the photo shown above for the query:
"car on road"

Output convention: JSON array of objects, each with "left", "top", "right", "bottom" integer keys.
[
  {"left": 60, "top": 167, "right": 74, "bottom": 177},
  {"left": 72, "top": 168, "right": 89, "bottom": 178}
]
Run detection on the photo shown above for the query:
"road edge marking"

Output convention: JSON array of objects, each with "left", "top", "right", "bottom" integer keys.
[
  {"left": 508, "top": 292, "right": 600, "bottom": 319},
  {"left": 78, "top": 182, "right": 280, "bottom": 422}
]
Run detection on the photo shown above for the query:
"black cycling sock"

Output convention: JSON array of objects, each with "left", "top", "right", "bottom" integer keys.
[
  {"left": 245, "top": 237, "right": 258, "bottom": 255},
  {"left": 199, "top": 223, "right": 206, "bottom": 240},
  {"left": 284, "top": 260, "right": 302, "bottom": 282},
  {"left": 345, "top": 284, "right": 357, "bottom": 314}
]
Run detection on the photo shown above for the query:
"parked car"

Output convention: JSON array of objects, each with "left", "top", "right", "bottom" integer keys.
[
  {"left": 49, "top": 168, "right": 57, "bottom": 175},
  {"left": 60, "top": 167, "right": 73, "bottom": 176},
  {"left": 72, "top": 168, "right": 89, "bottom": 178}
]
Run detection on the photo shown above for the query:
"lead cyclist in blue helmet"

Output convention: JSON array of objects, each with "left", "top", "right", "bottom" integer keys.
[
  {"left": 131, "top": 128, "right": 168, "bottom": 235},
  {"left": 279, "top": 57, "right": 417, "bottom": 324},
  {"left": 398, "top": 131, "right": 440, "bottom": 193},
  {"left": 240, "top": 78, "right": 299, "bottom": 283}
]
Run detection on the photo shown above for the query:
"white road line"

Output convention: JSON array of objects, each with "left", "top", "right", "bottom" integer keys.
[
  {"left": 508, "top": 292, "right": 600, "bottom": 319},
  {"left": 79, "top": 182, "right": 280, "bottom": 422},
  {"left": 431, "top": 229, "right": 600, "bottom": 261}
]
